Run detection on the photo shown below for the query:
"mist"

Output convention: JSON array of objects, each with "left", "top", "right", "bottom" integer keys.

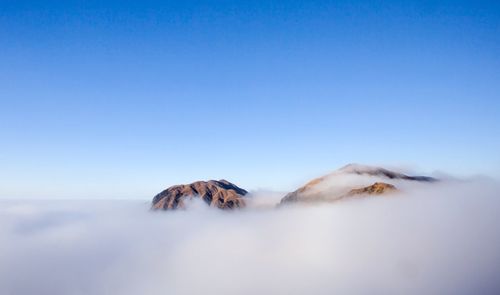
[{"left": 1, "top": 178, "right": 500, "bottom": 295}]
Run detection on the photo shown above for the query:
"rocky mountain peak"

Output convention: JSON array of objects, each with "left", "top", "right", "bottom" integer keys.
[{"left": 151, "top": 180, "right": 248, "bottom": 211}]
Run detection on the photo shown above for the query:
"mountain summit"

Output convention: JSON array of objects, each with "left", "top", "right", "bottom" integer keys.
[
  {"left": 151, "top": 180, "right": 248, "bottom": 210},
  {"left": 280, "top": 164, "right": 436, "bottom": 205}
]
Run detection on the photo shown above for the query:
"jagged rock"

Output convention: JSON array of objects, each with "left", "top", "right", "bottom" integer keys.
[{"left": 151, "top": 180, "right": 248, "bottom": 210}]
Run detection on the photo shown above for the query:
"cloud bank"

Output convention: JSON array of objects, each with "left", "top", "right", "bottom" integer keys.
[{"left": 1, "top": 178, "right": 500, "bottom": 295}]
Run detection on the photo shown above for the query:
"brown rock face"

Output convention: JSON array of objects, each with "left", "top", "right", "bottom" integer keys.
[
  {"left": 151, "top": 180, "right": 248, "bottom": 210},
  {"left": 339, "top": 182, "right": 397, "bottom": 199}
]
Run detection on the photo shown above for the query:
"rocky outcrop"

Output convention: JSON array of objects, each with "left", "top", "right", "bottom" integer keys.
[
  {"left": 339, "top": 182, "right": 397, "bottom": 199},
  {"left": 151, "top": 180, "right": 248, "bottom": 210}
]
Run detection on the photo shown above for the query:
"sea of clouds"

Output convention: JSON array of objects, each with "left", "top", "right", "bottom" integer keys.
[{"left": 1, "top": 175, "right": 500, "bottom": 295}]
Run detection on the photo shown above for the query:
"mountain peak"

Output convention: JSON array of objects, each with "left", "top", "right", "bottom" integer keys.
[
  {"left": 280, "top": 164, "right": 436, "bottom": 205},
  {"left": 151, "top": 180, "right": 248, "bottom": 211}
]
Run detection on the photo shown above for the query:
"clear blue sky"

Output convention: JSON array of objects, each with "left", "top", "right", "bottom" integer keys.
[{"left": 1, "top": 0, "right": 499, "bottom": 198}]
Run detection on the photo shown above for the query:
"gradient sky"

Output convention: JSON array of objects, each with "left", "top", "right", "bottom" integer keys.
[{"left": 1, "top": 0, "right": 499, "bottom": 199}]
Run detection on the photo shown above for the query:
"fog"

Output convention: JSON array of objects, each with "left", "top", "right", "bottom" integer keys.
[{"left": 1, "top": 177, "right": 500, "bottom": 295}]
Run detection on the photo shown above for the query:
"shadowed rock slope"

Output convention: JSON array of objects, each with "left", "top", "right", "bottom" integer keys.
[{"left": 151, "top": 180, "right": 248, "bottom": 210}]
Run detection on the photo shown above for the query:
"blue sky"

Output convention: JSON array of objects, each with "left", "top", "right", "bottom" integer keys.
[{"left": 1, "top": 0, "right": 499, "bottom": 198}]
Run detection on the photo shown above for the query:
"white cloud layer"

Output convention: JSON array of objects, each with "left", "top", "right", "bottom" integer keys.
[{"left": 1, "top": 177, "right": 500, "bottom": 295}]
